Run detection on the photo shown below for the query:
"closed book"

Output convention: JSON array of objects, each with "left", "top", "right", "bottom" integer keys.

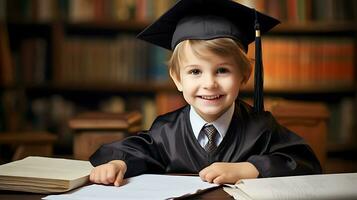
[{"left": 0, "top": 156, "right": 93, "bottom": 194}]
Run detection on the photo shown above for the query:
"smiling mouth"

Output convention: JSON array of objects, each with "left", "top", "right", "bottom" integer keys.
[{"left": 199, "top": 95, "right": 223, "bottom": 100}]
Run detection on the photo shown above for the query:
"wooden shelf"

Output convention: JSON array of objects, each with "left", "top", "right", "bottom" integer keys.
[
  {"left": 65, "top": 21, "right": 150, "bottom": 31},
  {"left": 325, "top": 158, "right": 357, "bottom": 173},
  {"left": 1, "top": 82, "right": 350, "bottom": 95},
  {"left": 7, "top": 21, "right": 54, "bottom": 26},
  {"left": 242, "top": 84, "right": 356, "bottom": 95},
  {"left": 8, "top": 20, "right": 357, "bottom": 34},
  {"left": 2, "top": 81, "right": 354, "bottom": 96},
  {"left": 6, "top": 20, "right": 150, "bottom": 32},
  {"left": 272, "top": 21, "right": 357, "bottom": 34},
  {"left": 23, "top": 81, "right": 178, "bottom": 93},
  {"left": 265, "top": 86, "right": 356, "bottom": 95},
  {"left": 328, "top": 142, "right": 357, "bottom": 153}
]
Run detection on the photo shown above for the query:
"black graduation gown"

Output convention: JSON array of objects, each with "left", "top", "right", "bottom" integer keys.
[{"left": 90, "top": 99, "right": 322, "bottom": 178}]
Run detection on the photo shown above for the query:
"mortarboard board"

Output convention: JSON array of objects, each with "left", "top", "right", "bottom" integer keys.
[{"left": 137, "top": 0, "right": 280, "bottom": 113}]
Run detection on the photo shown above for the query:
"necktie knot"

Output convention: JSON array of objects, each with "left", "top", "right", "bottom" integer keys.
[{"left": 202, "top": 125, "right": 218, "bottom": 153}]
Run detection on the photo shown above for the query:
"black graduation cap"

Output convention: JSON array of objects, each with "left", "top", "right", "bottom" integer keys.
[{"left": 137, "top": 0, "right": 280, "bottom": 113}]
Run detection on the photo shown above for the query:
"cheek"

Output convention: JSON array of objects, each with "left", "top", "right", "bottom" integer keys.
[
  {"left": 221, "top": 77, "right": 242, "bottom": 94},
  {"left": 181, "top": 78, "right": 199, "bottom": 97},
  {"left": 181, "top": 80, "right": 196, "bottom": 94},
  {"left": 180, "top": 86, "right": 195, "bottom": 105},
  {"left": 223, "top": 75, "right": 240, "bottom": 86}
]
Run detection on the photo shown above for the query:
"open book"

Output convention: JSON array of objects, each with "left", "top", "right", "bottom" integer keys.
[
  {"left": 224, "top": 173, "right": 357, "bottom": 200},
  {"left": 0, "top": 156, "right": 93, "bottom": 194}
]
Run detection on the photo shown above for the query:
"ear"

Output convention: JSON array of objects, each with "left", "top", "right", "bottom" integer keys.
[
  {"left": 169, "top": 69, "right": 183, "bottom": 92},
  {"left": 242, "top": 63, "right": 253, "bottom": 84}
]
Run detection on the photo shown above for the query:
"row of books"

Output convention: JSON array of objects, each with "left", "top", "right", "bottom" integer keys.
[
  {"left": 236, "top": 0, "right": 357, "bottom": 23},
  {"left": 2, "top": 0, "right": 356, "bottom": 24},
  {"left": 245, "top": 36, "right": 355, "bottom": 91},
  {"left": 2, "top": 42, "right": 49, "bottom": 85},
  {"left": 2, "top": 33, "right": 355, "bottom": 91},
  {"left": 1, "top": 0, "right": 175, "bottom": 23},
  {"left": 3, "top": 35, "right": 355, "bottom": 91},
  {"left": 68, "top": 0, "right": 175, "bottom": 23},
  {"left": 55, "top": 35, "right": 170, "bottom": 85},
  {"left": 1, "top": 34, "right": 49, "bottom": 85}
]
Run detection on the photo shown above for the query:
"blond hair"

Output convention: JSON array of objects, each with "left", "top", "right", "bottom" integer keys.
[{"left": 168, "top": 38, "right": 252, "bottom": 83}]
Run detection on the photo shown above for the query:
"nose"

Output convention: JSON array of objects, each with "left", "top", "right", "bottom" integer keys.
[{"left": 202, "top": 73, "right": 218, "bottom": 89}]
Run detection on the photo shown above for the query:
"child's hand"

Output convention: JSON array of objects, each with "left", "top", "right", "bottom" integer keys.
[
  {"left": 89, "top": 160, "right": 127, "bottom": 187},
  {"left": 199, "top": 162, "right": 259, "bottom": 184}
]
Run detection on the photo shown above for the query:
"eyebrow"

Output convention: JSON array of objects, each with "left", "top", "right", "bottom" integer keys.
[
  {"left": 216, "top": 62, "right": 233, "bottom": 66},
  {"left": 183, "top": 64, "right": 200, "bottom": 69},
  {"left": 184, "top": 62, "right": 233, "bottom": 67}
]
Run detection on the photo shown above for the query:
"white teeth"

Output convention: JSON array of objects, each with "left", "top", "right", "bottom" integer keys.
[{"left": 201, "top": 95, "right": 220, "bottom": 100}]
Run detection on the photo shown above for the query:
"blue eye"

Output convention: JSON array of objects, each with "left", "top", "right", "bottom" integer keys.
[
  {"left": 217, "top": 67, "right": 229, "bottom": 74},
  {"left": 189, "top": 69, "right": 201, "bottom": 75}
]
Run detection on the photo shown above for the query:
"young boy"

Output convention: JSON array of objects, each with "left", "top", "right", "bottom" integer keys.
[{"left": 89, "top": 0, "right": 321, "bottom": 186}]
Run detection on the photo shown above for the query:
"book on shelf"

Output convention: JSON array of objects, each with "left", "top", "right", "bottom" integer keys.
[
  {"left": 0, "top": 0, "right": 5, "bottom": 21},
  {"left": 0, "top": 156, "right": 93, "bottom": 194},
  {"left": 56, "top": 35, "right": 163, "bottom": 85},
  {"left": 327, "top": 97, "right": 356, "bottom": 145},
  {"left": 141, "top": 97, "right": 157, "bottom": 130},
  {"left": 245, "top": 36, "right": 355, "bottom": 91},
  {"left": 68, "top": 0, "right": 175, "bottom": 23},
  {"left": 224, "top": 173, "right": 357, "bottom": 200},
  {"left": 149, "top": 45, "right": 170, "bottom": 82},
  {"left": 4, "top": 0, "right": 176, "bottom": 23},
  {"left": 0, "top": 23, "right": 14, "bottom": 85},
  {"left": 6, "top": 0, "right": 57, "bottom": 22},
  {"left": 20, "top": 38, "right": 48, "bottom": 84},
  {"left": 236, "top": 0, "right": 357, "bottom": 23}
]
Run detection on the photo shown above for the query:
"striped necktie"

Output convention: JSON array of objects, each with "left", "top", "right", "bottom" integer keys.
[{"left": 202, "top": 125, "right": 218, "bottom": 153}]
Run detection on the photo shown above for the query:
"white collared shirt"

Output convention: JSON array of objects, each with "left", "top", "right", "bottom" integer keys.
[{"left": 189, "top": 103, "right": 235, "bottom": 148}]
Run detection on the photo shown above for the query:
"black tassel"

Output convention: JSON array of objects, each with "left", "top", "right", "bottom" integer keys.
[{"left": 254, "top": 10, "right": 264, "bottom": 113}]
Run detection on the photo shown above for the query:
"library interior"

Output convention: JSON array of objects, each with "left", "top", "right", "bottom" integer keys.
[{"left": 0, "top": 0, "right": 356, "bottom": 175}]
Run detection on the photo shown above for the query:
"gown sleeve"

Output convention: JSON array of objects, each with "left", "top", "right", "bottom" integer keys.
[
  {"left": 89, "top": 120, "right": 168, "bottom": 178},
  {"left": 246, "top": 112, "right": 322, "bottom": 178}
]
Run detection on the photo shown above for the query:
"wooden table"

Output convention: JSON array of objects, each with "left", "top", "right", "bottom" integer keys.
[{"left": 0, "top": 186, "right": 233, "bottom": 200}]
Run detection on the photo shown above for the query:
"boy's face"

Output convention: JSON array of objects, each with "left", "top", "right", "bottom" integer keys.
[{"left": 171, "top": 43, "right": 244, "bottom": 122}]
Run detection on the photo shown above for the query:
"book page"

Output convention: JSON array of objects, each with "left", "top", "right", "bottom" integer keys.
[
  {"left": 0, "top": 156, "right": 93, "bottom": 181},
  {"left": 44, "top": 174, "right": 218, "bottom": 200},
  {"left": 225, "top": 173, "right": 357, "bottom": 200}
]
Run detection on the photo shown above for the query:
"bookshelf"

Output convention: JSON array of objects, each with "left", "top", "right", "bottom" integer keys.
[
  {"left": 0, "top": 0, "right": 179, "bottom": 160},
  {"left": 0, "top": 0, "right": 356, "bottom": 171},
  {"left": 246, "top": 0, "right": 357, "bottom": 172}
]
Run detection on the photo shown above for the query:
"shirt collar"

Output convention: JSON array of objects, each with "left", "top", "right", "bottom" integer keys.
[{"left": 190, "top": 103, "right": 235, "bottom": 140}]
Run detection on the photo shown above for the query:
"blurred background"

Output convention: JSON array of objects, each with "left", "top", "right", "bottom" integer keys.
[{"left": 0, "top": 0, "right": 356, "bottom": 173}]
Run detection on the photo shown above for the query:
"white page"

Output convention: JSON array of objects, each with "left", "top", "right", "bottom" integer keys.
[
  {"left": 44, "top": 174, "right": 218, "bottom": 200},
  {"left": 224, "top": 173, "right": 357, "bottom": 200}
]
